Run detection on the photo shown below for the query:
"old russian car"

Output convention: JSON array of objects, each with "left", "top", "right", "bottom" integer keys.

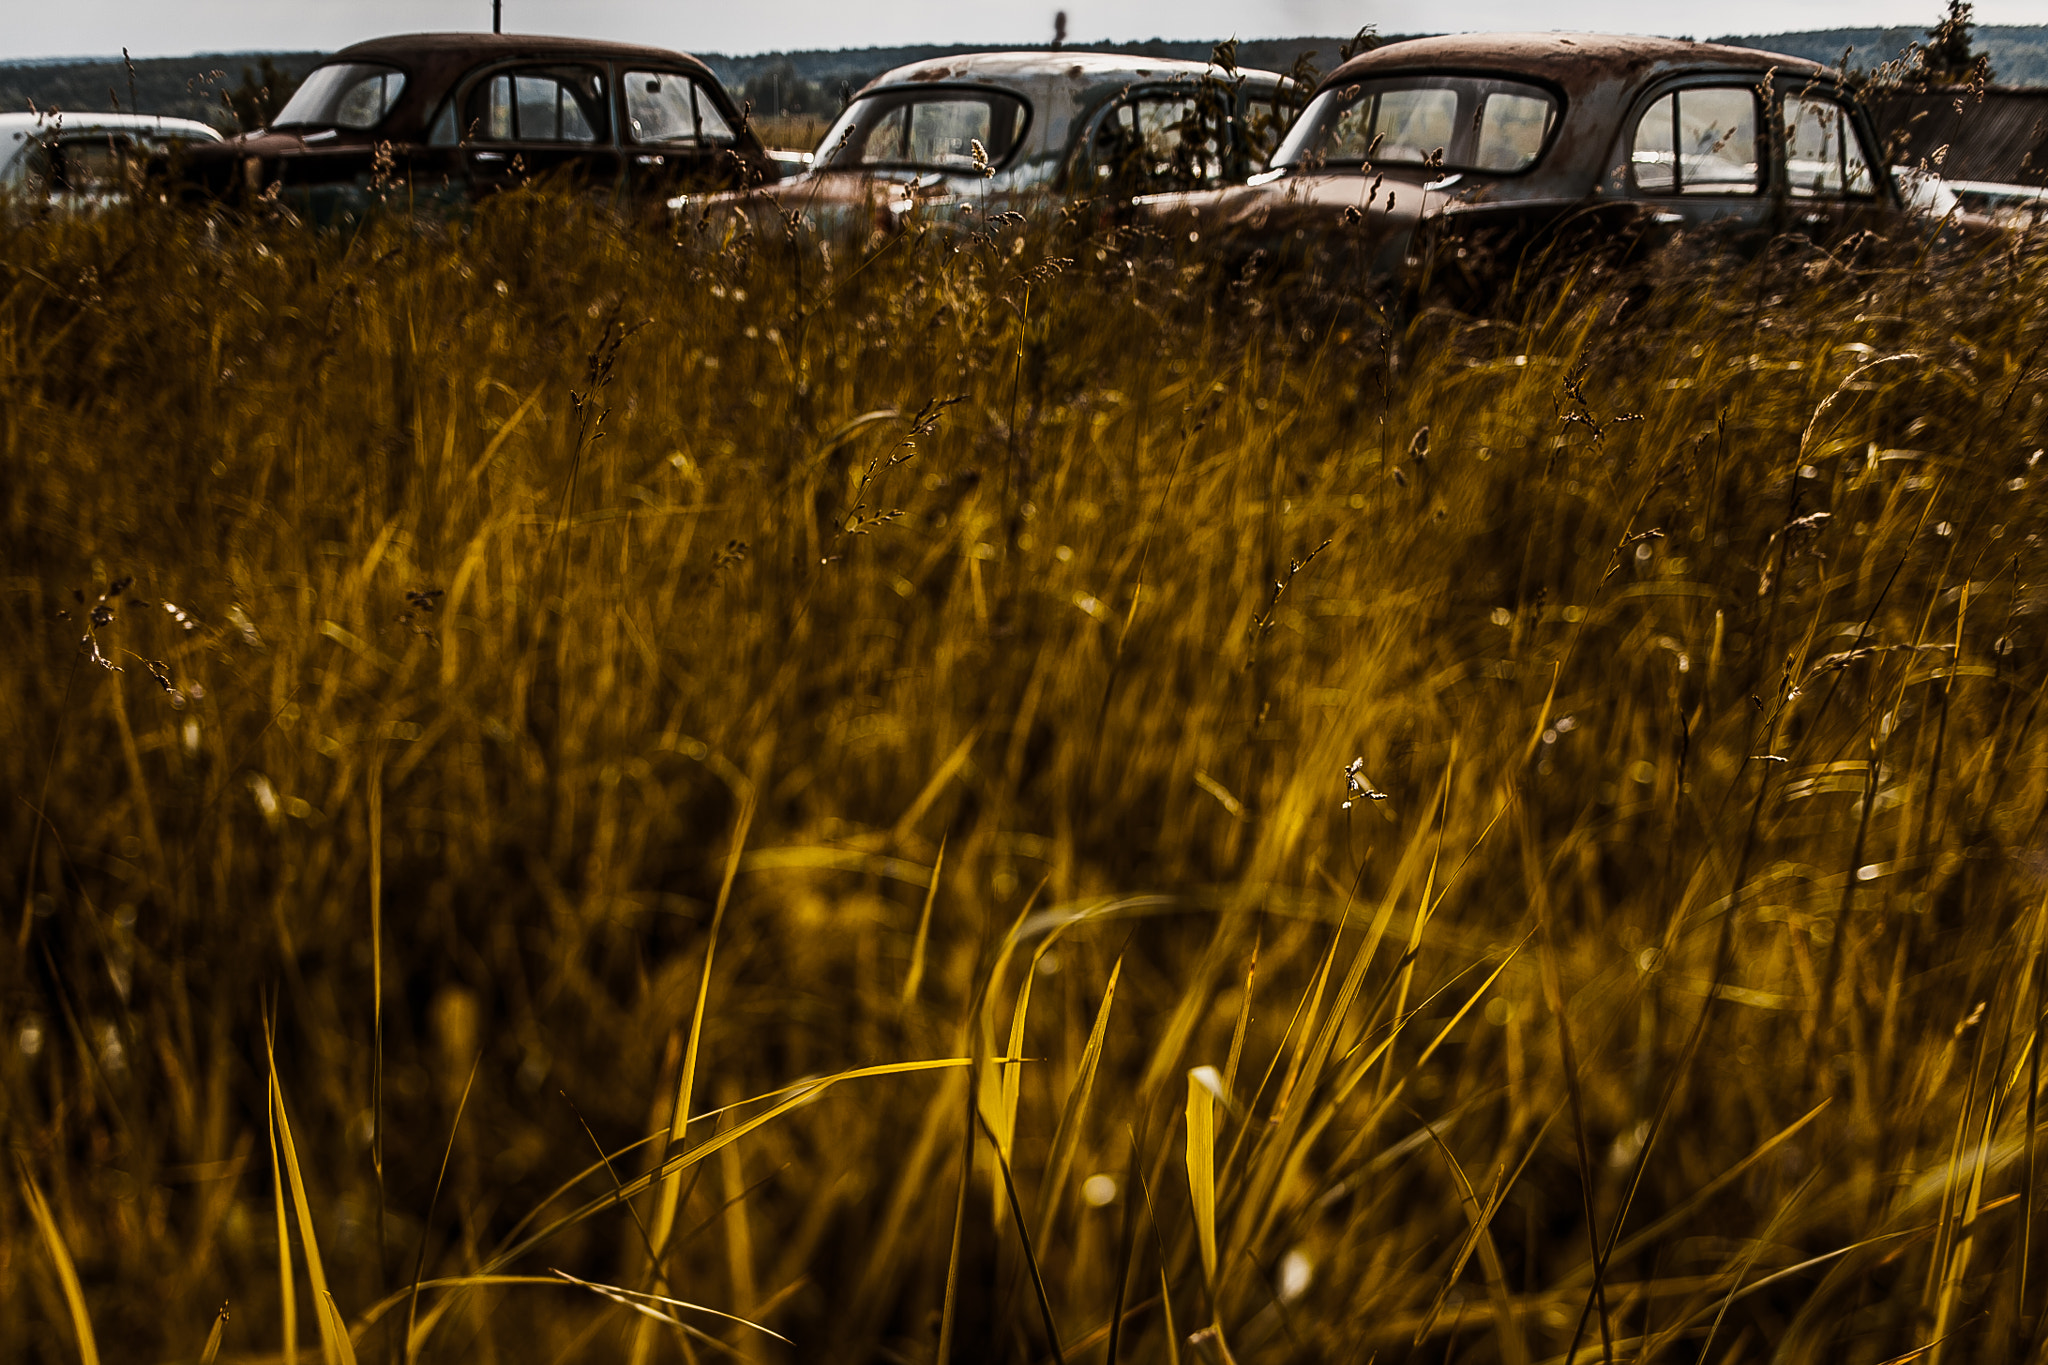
[
  {"left": 685, "top": 51, "right": 1302, "bottom": 234},
  {"left": 1134, "top": 33, "right": 1905, "bottom": 290},
  {"left": 1, "top": 112, "right": 221, "bottom": 211},
  {"left": 179, "top": 32, "right": 774, "bottom": 221}
]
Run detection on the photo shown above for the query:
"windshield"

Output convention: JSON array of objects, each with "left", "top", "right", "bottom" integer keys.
[
  {"left": 273, "top": 63, "right": 407, "bottom": 131},
  {"left": 815, "top": 88, "right": 1028, "bottom": 173},
  {"left": 1273, "top": 74, "right": 1559, "bottom": 175}
]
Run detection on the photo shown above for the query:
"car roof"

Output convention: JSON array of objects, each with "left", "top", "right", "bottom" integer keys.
[
  {"left": 1325, "top": 31, "right": 1828, "bottom": 90},
  {"left": 0, "top": 111, "right": 223, "bottom": 140},
  {"left": 329, "top": 31, "right": 714, "bottom": 73},
  {"left": 865, "top": 49, "right": 1281, "bottom": 92}
]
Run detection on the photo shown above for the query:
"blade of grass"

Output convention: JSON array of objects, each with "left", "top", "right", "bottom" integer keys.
[
  {"left": 936, "top": 1054, "right": 974, "bottom": 1365},
  {"left": 15, "top": 1155, "right": 101, "bottom": 1365},
  {"left": 1035, "top": 955, "right": 1122, "bottom": 1247},
  {"left": 405, "top": 1054, "right": 480, "bottom": 1363},
  {"left": 1135, "top": 1156, "right": 1181, "bottom": 1365},
  {"left": 550, "top": 1270, "right": 791, "bottom": 1342},
  {"left": 1222, "top": 934, "right": 1258, "bottom": 1099},
  {"left": 1543, "top": 916, "right": 1614, "bottom": 1365},
  {"left": 268, "top": 1034, "right": 357, "bottom": 1365},
  {"left": 902, "top": 831, "right": 947, "bottom": 1005},
  {"left": 488, "top": 1056, "right": 993, "bottom": 1270},
  {"left": 1185, "top": 1067, "right": 1219, "bottom": 1289},
  {"left": 267, "top": 1019, "right": 298, "bottom": 1365},
  {"left": 634, "top": 770, "right": 756, "bottom": 1364},
  {"left": 199, "top": 1305, "right": 229, "bottom": 1365},
  {"left": 1413, "top": 1113, "right": 1545, "bottom": 1365},
  {"left": 974, "top": 1104, "right": 1067, "bottom": 1365}
]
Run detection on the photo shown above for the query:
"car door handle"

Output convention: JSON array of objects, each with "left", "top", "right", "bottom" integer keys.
[
  {"left": 474, "top": 151, "right": 507, "bottom": 163},
  {"left": 635, "top": 154, "right": 666, "bottom": 166}
]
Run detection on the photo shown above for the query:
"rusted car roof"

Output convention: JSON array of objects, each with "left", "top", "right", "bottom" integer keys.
[
  {"left": 1323, "top": 32, "right": 1824, "bottom": 88},
  {"left": 1320, "top": 33, "right": 1828, "bottom": 190}
]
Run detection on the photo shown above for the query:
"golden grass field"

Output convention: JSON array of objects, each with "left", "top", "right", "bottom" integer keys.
[{"left": 4, "top": 191, "right": 2048, "bottom": 1364}]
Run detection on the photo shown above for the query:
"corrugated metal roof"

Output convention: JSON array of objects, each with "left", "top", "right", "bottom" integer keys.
[{"left": 1871, "top": 88, "right": 2048, "bottom": 186}]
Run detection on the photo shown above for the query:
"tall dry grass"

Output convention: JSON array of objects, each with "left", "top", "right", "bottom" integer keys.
[{"left": 3, "top": 190, "right": 2048, "bottom": 1364}]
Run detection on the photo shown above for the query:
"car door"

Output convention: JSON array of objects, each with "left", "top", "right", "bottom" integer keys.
[
  {"left": 456, "top": 62, "right": 620, "bottom": 198},
  {"left": 1623, "top": 81, "right": 1774, "bottom": 234},
  {"left": 618, "top": 68, "right": 755, "bottom": 198},
  {"left": 1778, "top": 90, "right": 1894, "bottom": 240},
  {"left": 46, "top": 129, "right": 151, "bottom": 208}
]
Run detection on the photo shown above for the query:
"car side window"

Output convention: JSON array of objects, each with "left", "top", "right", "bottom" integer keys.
[
  {"left": 1784, "top": 95, "right": 1875, "bottom": 198},
  {"left": 624, "top": 72, "right": 735, "bottom": 146},
  {"left": 1475, "top": 91, "right": 1555, "bottom": 172},
  {"left": 1239, "top": 94, "right": 1296, "bottom": 166},
  {"left": 1089, "top": 91, "right": 1227, "bottom": 192},
  {"left": 51, "top": 133, "right": 146, "bottom": 194},
  {"left": 1632, "top": 87, "right": 1761, "bottom": 194},
  {"left": 465, "top": 66, "right": 609, "bottom": 144}
]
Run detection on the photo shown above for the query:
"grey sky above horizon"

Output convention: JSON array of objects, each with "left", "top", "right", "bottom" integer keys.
[{"left": 7, "top": 1, "right": 2028, "bottom": 63}]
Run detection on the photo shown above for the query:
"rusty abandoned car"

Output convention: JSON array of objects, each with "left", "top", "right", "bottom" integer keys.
[
  {"left": 686, "top": 51, "right": 1302, "bottom": 236},
  {"left": 178, "top": 32, "right": 774, "bottom": 221},
  {"left": 1135, "top": 33, "right": 1907, "bottom": 291}
]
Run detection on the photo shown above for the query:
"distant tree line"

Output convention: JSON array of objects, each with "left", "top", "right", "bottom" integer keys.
[{"left": 0, "top": 51, "right": 320, "bottom": 131}]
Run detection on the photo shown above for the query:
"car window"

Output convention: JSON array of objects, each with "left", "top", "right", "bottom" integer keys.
[
  {"left": 466, "top": 66, "right": 609, "bottom": 144},
  {"left": 816, "top": 89, "right": 1028, "bottom": 172},
  {"left": 1784, "top": 95, "right": 1875, "bottom": 198},
  {"left": 1475, "top": 91, "right": 1554, "bottom": 172},
  {"left": 51, "top": 134, "right": 145, "bottom": 193},
  {"left": 624, "top": 71, "right": 735, "bottom": 146},
  {"left": 1631, "top": 87, "right": 1761, "bottom": 194},
  {"left": 1088, "top": 90, "right": 1228, "bottom": 192},
  {"left": 273, "top": 63, "right": 407, "bottom": 131},
  {"left": 1326, "top": 88, "right": 1454, "bottom": 164},
  {"left": 1239, "top": 93, "right": 1300, "bottom": 167},
  {"left": 1273, "top": 75, "right": 1559, "bottom": 175}
]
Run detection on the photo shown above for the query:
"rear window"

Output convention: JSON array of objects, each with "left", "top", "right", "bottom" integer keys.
[
  {"left": 1273, "top": 73, "right": 1560, "bottom": 175},
  {"left": 273, "top": 63, "right": 407, "bottom": 131},
  {"left": 816, "top": 89, "right": 1028, "bottom": 173}
]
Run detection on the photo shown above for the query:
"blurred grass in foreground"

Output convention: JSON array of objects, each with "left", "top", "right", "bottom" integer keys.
[{"left": 4, "top": 192, "right": 2048, "bottom": 1365}]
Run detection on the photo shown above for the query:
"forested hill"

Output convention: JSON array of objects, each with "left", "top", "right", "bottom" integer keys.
[
  {"left": 4, "top": 25, "right": 2046, "bottom": 133},
  {"left": 1712, "top": 25, "right": 2048, "bottom": 83}
]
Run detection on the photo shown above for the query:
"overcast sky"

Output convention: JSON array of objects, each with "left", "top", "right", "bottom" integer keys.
[{"left": 6, "top": 1, "right": 2033, "bottom": 62}]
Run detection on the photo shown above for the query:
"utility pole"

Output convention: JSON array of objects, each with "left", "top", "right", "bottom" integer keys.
[{"left": 492, "top": 1, "right": 502, "bottom": 33}]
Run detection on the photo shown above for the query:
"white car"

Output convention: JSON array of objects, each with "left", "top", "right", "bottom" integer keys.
[
  {"left": 1891, "top": 163, "right": 1962, "bottom": 220},
  {"left": 1, "top": 111, "right": 222, "bottom": 210},
  {"left": 686, "top": 50, "right": 1300, "bottom": 233}
]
